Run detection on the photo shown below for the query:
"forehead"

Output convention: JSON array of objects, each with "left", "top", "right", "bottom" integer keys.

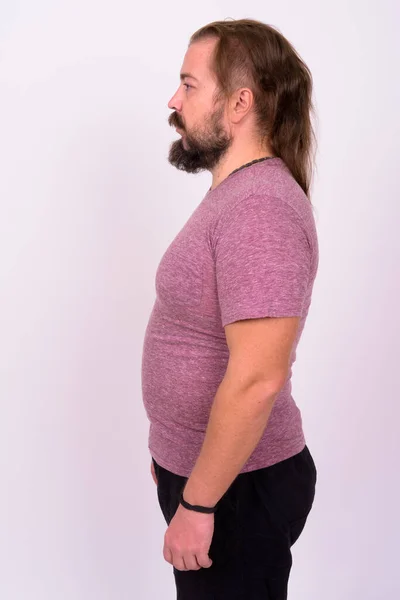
[{"left": 180, "top": 38, "right": 217, "bottom": 84}]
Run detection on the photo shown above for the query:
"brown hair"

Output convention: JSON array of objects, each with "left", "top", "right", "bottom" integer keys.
[{"left": 190, "top": 19, "right": 317, "bottom": 200}]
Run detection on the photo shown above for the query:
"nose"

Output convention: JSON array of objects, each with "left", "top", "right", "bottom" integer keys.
[{"left": 168, "top": 88, "right": 182, "bottom": 112}]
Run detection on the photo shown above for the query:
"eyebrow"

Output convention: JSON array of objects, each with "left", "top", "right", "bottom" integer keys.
[{"left": 180, "top": 72, "right": 199, "bottom": 82}]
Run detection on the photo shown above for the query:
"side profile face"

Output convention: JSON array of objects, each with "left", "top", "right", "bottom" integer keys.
[{"left": 167, "top": 38, "right": 233, "bottom": 173}]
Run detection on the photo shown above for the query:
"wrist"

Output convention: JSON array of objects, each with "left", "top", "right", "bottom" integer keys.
[{"left": 180, "top": 490, "right": 218, "bottom": 513}]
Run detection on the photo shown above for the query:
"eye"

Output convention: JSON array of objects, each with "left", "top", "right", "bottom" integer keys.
[{"left": 183, "top": 83, "right": 192, "bottom": 91}]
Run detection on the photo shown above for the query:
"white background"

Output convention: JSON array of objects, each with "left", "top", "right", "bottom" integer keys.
[{"left": 1, "top": 1, "right": 399, "bottom": 598}]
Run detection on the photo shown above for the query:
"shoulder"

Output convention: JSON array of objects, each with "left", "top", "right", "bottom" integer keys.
[{"left": 214, "top": 158, "right": 314, "bottom": 225}]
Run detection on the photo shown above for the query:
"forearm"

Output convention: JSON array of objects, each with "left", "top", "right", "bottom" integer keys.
[{"left": 182, "top": 376, "right": 279, "bottom": 508}]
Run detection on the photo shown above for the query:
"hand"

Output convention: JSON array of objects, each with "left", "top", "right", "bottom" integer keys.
[
  {"left": 151, "top": 459, "right": 158, "bottom": 485},
  {"left": 163, "top": 502, "right": 214, "bottom": 571}
]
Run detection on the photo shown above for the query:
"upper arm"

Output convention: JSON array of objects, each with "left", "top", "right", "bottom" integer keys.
[
  {"left": 214, "top": 194, "right": 311, "bottom": 389},
  {"left": 224, "top": 316, "right": 301, "bottom": 391}
]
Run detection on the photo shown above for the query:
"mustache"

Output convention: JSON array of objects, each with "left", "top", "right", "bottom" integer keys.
[{"left": 168, "top": 112, "right": 184, "bottom": 131}]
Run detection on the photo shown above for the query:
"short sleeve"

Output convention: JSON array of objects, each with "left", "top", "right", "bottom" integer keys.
[{"left": 214, "top": 194, "right": 312, "bottom": 327}]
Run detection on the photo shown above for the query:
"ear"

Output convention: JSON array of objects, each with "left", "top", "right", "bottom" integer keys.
[{"left": 230, "top": 88, "right": 254, "bottom": 125}]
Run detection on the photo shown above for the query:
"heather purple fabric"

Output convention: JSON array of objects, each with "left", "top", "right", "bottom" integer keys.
[{"left": 141, "top": 157, "right": 319, "bottom": 477}]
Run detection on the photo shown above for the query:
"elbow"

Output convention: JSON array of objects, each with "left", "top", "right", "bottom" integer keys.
[
  {"left": 249, "top": 372, "right": 288, "bottom": 409},
  {"left": 237, "top": 376, "right": 286, "bottom": 415},
  {"left": 222, "top": 369, "right": 288, "bottom": 411},
  {"left": 252, "top": 370, "right": 288, "bottom": 397}
]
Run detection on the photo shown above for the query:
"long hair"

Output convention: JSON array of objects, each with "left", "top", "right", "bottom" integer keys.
[{"left": 189, "top": 19, "right": 317, "bottom": 200}]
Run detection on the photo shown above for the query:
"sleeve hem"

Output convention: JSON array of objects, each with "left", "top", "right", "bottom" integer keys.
[{"left": 222, "top": 309, "right": 306, "bottom": 327}]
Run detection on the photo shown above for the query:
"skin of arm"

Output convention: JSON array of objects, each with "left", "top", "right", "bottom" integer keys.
[
  {"left": 182, "top": 374, "right": 281, "bottom": 508},
  {"left": 182, "top": 315, "right": 300, "bottom": 508}
]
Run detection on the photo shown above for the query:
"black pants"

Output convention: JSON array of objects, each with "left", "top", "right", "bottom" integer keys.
[{"left": 152, "top": 444, "right": 317, "bottom": 599}]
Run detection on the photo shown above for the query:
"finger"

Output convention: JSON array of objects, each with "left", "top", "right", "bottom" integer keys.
[
  {"left": 151, "top": 463, "right": 157, "bottom": 485},
  {"left": 196, "top": 553, "right": 213, "bottom": 569},
  {"left": 173, "top": 552, "right": 188, "bottom": 571},
  {"left": 163, "top": 545, "right": 173, "bottom": 566},
  {"left": 182, "top": 553, "right": 202, "bottom": 571}
]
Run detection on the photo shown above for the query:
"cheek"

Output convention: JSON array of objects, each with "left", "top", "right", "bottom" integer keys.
[{"left": 185, "top": 110, "right": 204, "bottom": 133}]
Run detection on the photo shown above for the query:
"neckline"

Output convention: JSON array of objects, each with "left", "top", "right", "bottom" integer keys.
[
  {"left": 206, "top": 156, "right": 279, "bottom": 195},
  {"left": 227, "top": 155, "right": 276, "bottom": 178}
]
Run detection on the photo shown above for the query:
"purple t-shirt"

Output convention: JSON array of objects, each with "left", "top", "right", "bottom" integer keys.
[{"left": 141, "top": 157, "right": 319, "bottom": 477}]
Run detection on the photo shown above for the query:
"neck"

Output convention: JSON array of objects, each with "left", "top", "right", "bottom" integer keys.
[{"left": 210, "top": 143, "right": 274, "bottom": 191}]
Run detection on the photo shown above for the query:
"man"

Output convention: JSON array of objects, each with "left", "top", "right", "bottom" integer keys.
[{"left": 142, "top": 18, "right": 319, "bottom": 600}]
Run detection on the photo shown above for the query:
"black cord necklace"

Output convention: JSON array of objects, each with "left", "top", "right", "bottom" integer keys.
[
  {"left": 228, "top": 155, "right": 276, "bottom": 178},
  {"left": 207, "top": 155, "right": 276, "bottom": 193}
]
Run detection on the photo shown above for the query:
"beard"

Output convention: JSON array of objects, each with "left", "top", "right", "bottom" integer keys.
[{"left": 167, "top": 104, "right": 233, "bottom": 174}]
